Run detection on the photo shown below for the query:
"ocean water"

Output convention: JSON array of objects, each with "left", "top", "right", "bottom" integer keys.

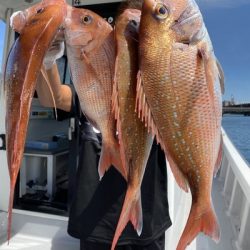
[{"left": 222, "top": 115, "right": 250, "bottom": 164}]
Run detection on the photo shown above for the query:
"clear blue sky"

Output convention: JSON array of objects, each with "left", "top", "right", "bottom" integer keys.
[
  {"left": 0, "top": 1, "right": 250, "bottom": 103},
  {"left": 197, "top": 0, "right": 250, "bottom": 103},
  {"left": 0, "top": 20, "right": 5, "bottom": 73}
]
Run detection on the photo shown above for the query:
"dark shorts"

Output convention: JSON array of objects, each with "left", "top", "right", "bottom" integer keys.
[
  {"left": 68, "top": 136, "right": 171, "bottom": 244},
  {"left": 80, "top": 233, "right": 165, "bottom": 250}
]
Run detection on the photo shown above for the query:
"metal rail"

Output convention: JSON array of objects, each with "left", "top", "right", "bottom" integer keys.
[{"left": 219, "top": 129, "right": 250, "bottom": 250}]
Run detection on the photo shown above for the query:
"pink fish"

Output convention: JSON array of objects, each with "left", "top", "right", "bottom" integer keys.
[
  {"left": 64, "top": 6, "right": 126, "bottom": 179},
  {"left": 138, "top": 0, "right": 224, "bottom": 249},
  {"left": 111, "top": 8, "right": 153, "bottom": 250},
  {"left": 4, "top": 0, "right": 67, "bottom": 241}
]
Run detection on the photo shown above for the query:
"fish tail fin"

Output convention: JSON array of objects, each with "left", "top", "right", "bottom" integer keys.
[
  {"left": 7, "top": 183, "right": 15, "bottom": 244},
  {"left": 98, "top": 140, "right": 127, "bottom": 180},
  {"left": 177, "top": 202, "right": 220, "bottom": 250},
  {"left": 111, "top": 189, "right": 142, "bottom": 250}
]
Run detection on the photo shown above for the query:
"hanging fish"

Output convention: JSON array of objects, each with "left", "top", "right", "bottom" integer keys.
[
  {"left": 64, "top": 6, "right": 126, "bottom": 179},
  {"left": 4, "top": 0, "right": 67, "bottom": 241},
  {"left": 111, "top": 9, "right": 153, "bottom": 250},
  {"left": 137, "top": 0, "right": 224, "bottom": 249}
]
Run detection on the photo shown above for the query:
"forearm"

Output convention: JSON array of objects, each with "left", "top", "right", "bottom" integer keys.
[{"left": 36, "top": 64, "right": 72, "bottom": 112}]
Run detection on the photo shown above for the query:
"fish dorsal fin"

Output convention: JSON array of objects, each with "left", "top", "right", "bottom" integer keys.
[
  {"left": 197, "top": 41, "right": 216, "bottom": 100},
  {"left": 40, "top": 66, "right": 58, "bottom": 120},
  {"left": 198, "top": 41, "right": 221, "bottom": 130},
  {"left": 112, "top": 53, "right": 120, "bottom": 122},
  {"left": 216, "top": 59, "right": 225, "bottom": 94},
  {"left": 136, "top": 71, "right": 188, "bottom": 192}
]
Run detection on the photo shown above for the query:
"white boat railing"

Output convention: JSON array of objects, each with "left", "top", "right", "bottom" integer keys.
[{"left": 219, "top": 129, "right": 250, "bottom": 250}]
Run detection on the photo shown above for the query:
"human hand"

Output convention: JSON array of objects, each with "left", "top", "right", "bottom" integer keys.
[
  {"left": 10, "top": 11, "right": 26, "bottom": 33},
  {"left": 43, "top": 40, "right": 65, "bottom": 70}
]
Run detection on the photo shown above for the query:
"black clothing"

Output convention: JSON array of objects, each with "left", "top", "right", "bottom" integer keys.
[
  {"left": 66, "top": 85, "right": 171, "bottom": 246},
  {"left": 80, "top": 233, "right": 165, "bottom": 250},
  {"left": 67, "top": 128, "right": 171, "bottom": 246}
]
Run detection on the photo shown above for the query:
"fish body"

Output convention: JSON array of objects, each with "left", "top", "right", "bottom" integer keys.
[
  {"left": 64, "top": 6, "right": 125, "bottom": 179},
  {"left": 111, "top": 9, "right": 153, "bottom": 250},
  {"left": 138, "top": 0, "right": 223, "bottom": 249},
  {"left": 4, "top": 0, "right": 67, "bottom": 241}
]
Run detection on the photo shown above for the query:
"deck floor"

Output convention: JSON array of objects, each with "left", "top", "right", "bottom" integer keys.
[{"left": 0, "top": 178, "right": 235, "bottom": 250}]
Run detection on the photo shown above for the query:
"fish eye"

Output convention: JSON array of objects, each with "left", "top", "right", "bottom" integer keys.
[
  {"left": 155, "top": 4, "right": 169, "bottom": 20},
  {"left": 81, "top": 15, "right": 92, "bottom": 24},
  {"left": 36, "top": 8, "right": 44, "bottom": 14}
]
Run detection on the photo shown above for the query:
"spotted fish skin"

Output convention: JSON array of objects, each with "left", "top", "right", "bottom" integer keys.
[
  {"left": 111, "top": 9, "right": 153, "bottom": 250},
  {"left": 138, "top": 0, "right": 223, "bottom": 249},
  {"left": 4, "top": 0, "right": 67, "bottom": 241},
  {"left": 64, "top": 6, "right": 125, "bottom": 179}
]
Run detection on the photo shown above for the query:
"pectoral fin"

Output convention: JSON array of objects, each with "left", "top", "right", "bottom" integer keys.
[
  {"left": 197, "top": 41, "right": 217, "bottom": 101},
  {"left": 216, "top": 59, "right": 225, "bottom": 94}
]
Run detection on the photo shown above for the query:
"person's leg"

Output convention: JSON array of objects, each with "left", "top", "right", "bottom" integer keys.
[
  {"left": 125, "top": 233, "right": 165, "bottom": 250},
  {"left": 80, "top": 240, "right": 128, "bottom": 250},
  {"left": 147, "top": 233, "right": 165, "bottom": 250},
  {"left": 80, "top": 240, "right": 110, "bottom": 250},
  {"left": 80, "top": 234, "right": 165, "bottom": 250}
]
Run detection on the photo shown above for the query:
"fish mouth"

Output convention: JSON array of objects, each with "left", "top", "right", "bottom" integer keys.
[{"left": 125, "top": 10, "right": 141, "bottom": 35}]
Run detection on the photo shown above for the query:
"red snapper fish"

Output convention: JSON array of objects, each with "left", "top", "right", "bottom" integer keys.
[
  {"left": 4, "top": 0, "right": 67, "bottom": 241},
  {"left": 111, "top": 9, "right": 153, "bottom": 250},
  {"left": 138, "top": 0, "right": 224, "bottom": 249},
  {"left": 64, "top": 6, "right": 126, "bottom": 179}
]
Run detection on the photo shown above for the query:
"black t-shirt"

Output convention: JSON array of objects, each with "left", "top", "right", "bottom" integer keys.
[{"left": 66, "top": 86, "right": 172, "bottom": 246}]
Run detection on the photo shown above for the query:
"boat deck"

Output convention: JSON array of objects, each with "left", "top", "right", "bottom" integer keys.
[{"left": 0, "top": 177, "right": 235, "bottom": 250}]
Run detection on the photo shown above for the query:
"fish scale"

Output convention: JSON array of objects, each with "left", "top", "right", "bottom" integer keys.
[
  {"left": 64, "top": 7, "right": 126, "bottom": 179},
  {"left": 69, "top": 34, "right": 115, "bottom": 133},
  {"left": 138, "top": 0, "right": 223, "bottom": 249},
  {"left": 4, "top": 0, "right": 67, "bottom": 242},
  {"left": 111, "top": 9, "right": 153, "bottom": 250},
  {"left": 168, "top": 46, "right": 219, "bottom": 179}
]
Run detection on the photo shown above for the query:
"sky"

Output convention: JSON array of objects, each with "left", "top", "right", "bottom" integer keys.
[
  {"left": 0, "top": 0, "right": 250, "bottom": 102},
  {"left": 0, "top": 20, "right": 5, "bottom": 74},
  {"left": 197, "top": 0, "right": 250, "bottom": 103}
]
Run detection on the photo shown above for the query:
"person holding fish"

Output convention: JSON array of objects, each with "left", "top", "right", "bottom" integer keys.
[
  {"left": 6, "top": 0, "right": 225, "bottom": 249},
  {"left": 35, "top": 38, "right": 171, "bottom": 250},
  {"left": 16, "top": 3, "right": 172, "bottom": 250}
]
